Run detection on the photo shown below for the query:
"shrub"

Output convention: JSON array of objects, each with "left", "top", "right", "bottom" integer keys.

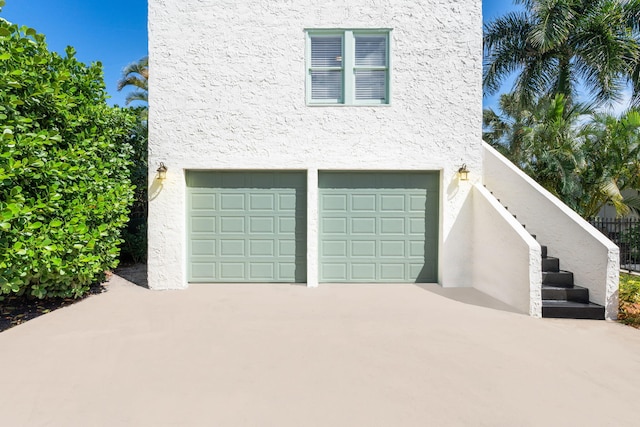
[
  {"left": 121, "top": 222, "right": 147, "bottom": 264},
  {"left": 0, "top": 17, "right": 135, "bottom": 299},
  {"left": 119, "top": 113, "right": 147, "bottom": 264},
  {"left": 620, "top": 273, "right": 640, "bottom": 304},
  {"left": 619, "top": 273, "right": 640, "bottom": 327}
]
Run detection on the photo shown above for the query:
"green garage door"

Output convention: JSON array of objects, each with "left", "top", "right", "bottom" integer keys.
[
  {"left": 319, "top": 172, "right": 438, "bottom": 283},
  {"left": 187, "top": 171, "right": 306, "bottom": 283}
]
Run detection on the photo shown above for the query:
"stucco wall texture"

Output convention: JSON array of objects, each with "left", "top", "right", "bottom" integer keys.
[{"left": 148, "top": 0, "right": 483, "bottom": 289}]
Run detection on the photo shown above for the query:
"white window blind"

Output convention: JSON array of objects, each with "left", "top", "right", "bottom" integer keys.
[
  {"left": 354, "top": 35, "right": 388, "bottom": 101},
  {"left": 355, "top": 36, "right": 387, "bottom": 67},
  {"left": 310, "top": 36, "right": 343, "bottom": 102},
  {"left": 311, "top": 36, "right": 343, "bottom": 67}
]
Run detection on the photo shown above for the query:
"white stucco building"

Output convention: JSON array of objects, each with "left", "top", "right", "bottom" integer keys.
[{"left": 148, "top": 0, "right": 619, "bottom": 319}]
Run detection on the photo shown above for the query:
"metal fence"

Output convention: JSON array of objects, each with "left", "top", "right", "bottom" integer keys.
[{"left": 590, "top": 218, "right": 640, "bottom": 272}]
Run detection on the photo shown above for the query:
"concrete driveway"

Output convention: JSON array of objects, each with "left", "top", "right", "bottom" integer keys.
[{"left": 1, "top": 273, "right": 640, "bottom": 427}]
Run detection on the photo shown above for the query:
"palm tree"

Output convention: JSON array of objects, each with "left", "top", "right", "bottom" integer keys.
[
  {"left": 484, "top": 0, "right": 640, "bottom": 109},
  {"left": 484, "top": 93, "right": 587, "bottom": 206},
  {"left": 485, "top": 93, "right": 640, "bottom": 217},
  {"left": 579, "top": 109, "right": 640, "bottom": 217},
  {"left": 117, "top": 56, "right": 148, "bottom": 107}
]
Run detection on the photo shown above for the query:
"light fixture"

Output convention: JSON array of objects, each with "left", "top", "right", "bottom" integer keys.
[
  {"left": 156, "top": 162, "right": 168, "bottom": 180},
  {"left": 458, "top": 164, "right": 469, "bottom": 181}
]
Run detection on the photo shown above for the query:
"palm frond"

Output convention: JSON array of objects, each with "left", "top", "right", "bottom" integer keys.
[
  {"left": 528, "top": 0, "right": 575, "bottom": 51},
  {"left": 483, "top": 12, "right": 533, "bottom": 95},
  {"left": 623, "top": 194, "right": 640, "bottom": 215},
  {"left": 117, "top": 75, "right": 148, "bottom": 92},
  {"left": 118, "top": 56, "right": 149, "bottom": 94},
  {"left": 125, "top": 90, "right": 148, "bottom": 105},
  {"left": 603, "top": 179, "right": 628, "bottom": 215}
]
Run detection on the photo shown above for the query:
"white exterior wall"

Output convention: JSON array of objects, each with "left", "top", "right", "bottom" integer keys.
[
  {"left": 148, "top": 0, "right": 482, "bottom": 289},
  {"left": 472, "top": 184, "right": 542, "bottom": 317}
]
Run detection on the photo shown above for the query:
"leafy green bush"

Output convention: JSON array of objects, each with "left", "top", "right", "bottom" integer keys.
[
  {"left": 119, "top": 112, "right": 147, "bottom": 264},
  {"left": 0, "top": 17, "right": 135, "bottom": 299},
  {"left": 620, "top": 273, "right": 640, "bottom": 305},
  {"left": 121, "top": 222, "right": 147, "bottom": 264},
  {"left": 619, "top": 273, "right": 640, "bottom": 327}
]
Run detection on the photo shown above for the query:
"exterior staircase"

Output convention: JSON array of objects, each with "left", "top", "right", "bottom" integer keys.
[
  {"left": 540, "top": 242, "right": 605, "bottom": 319},
  {"left": 491, "top": 189, "right": 606, "bottom": 320}
]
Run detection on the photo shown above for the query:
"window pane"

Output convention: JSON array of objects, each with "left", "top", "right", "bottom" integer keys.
[
  {"left": 311, "top": 70, "right": 342, "bottom": 101},
  {"left": 311, "top": 36, "right": 343, "bottom": 67},
  {"left": 355, "top": 70, "right": 386, "bottom": 101},
  {"left": 355, "top": 36, "right": 387, "bottom": 67}
]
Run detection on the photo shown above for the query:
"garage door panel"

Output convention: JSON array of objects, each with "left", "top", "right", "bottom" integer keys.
[
  {"left": 192, "top": 240, "right": 215, "bottom": 256},
  {"left": 192, "top": 194, "right": 216, "bottom": 210},
  {"left": 319, "top": 172, "right": 438, "bottom": 283},
  {"left": 249, "top": 217, "right": 274, "bottom": 233},
  {"left": 322, "top": 263, "right": 347, "bottom": 281},
  {"left": 279, "top": 263, "right": 296, "bottom": 279},
  {"left": 220, "top": 193, "right": 245, "bottom": 210},
  {"left": 351, "top": 240, "right": 376, "bottom": 257},
  {"left": 322, "top": 194, "right": 348, "bottom": 211},
  {"left": 249, "top": 240, "right": 274, "bottom": 256},
  {"left": 409, "top": 194, "right": 426, "bottom": 211},
  {"left": 409, "top": 218, "right": 425, "bottom": 234},
  {"left": 278, "top": 240, "right": 296, "bottom": 256},
  {"left": 351, "top": 217, "right": 376, "bottom": 234},
  {"left": 322, "top": 240, "right": 347, "bottom": 257},
  {"left": 380, "top": 194, "right": 405, "bottom": 211},
  {"left": 277, "top": 217, "right": 295, "bottom": 233},
  {"left": 220, "top": 240, "right": 245, "bottom": 256},
  {"left": 191, "top": 217, "right": 216, "bottom": 233},
  {"left": 278, "top": 194, "right": 297, "bottom": 210},
  {"left": 380, "top": 240, "right": 405, "bottom": 257},
  {"left": 352, "top": 194, "right": 376, "bottom": 211},
  {"left": 380, "top": 217, "right": 405, "bottom": 234},
  {"left": 220, "top": 263, "right": 245, "bottom": 280},
  {"left": 187, "top": 171, "right": 306, "bottom": 283},
  {"left": 323, "top": 217, "right": 347, "bottom": 234},
  {"left": 220, "top": 217, "right": 245, "bottom": 233},
  {"left": 191, "top": 263, "right": 215, "bottom": 280},
  {"left": 250, "top": 194, "right": 275, "bottom": 210},
  {"left": 352, "top": 263, "right": 376, "bottom": 280},
  {"left": 409, "top": 241, "right": 424, "bottom": 257},
  {"left": 249, "top": 263, "right": 274, "bottom": 280},
  {"left": 380, "top": 263, "right": 405, "bottom": 280}
]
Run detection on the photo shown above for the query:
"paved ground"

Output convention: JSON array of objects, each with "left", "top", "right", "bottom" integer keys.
[{"left": 1, "top": 274, "right": 640, "bottom": 427}]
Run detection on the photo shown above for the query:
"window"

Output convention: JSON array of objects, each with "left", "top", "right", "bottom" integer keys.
[{"left": 306, "top": 29, "right": 391, "bottom": 105}]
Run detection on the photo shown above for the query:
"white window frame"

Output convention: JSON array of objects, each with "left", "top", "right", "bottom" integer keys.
[{"left": 305, "top": 29, "right": 392, "bottom": 106}]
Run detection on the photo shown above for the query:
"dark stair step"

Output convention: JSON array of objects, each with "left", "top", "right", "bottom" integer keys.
[
  {"left": 542, "top": 285, "right": 589, "bottom": 303},
  {"left": 542, "top": 257, "right": 559, "bottom": 272},
  {"left": 543, "top": 270, "right": 574, "bottom": 287},
  {"left": 542, "top": 301, "right": 605, "bottom": 320},
  {"left": 541, "top": 245, "right": 547, "bottom": 258},
  {"left": 530, "top": 233, "right": 536, "bottom": 239}
]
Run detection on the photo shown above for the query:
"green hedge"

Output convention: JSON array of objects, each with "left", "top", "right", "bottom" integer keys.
[{"left": 0, "top": 18, "right": 135, "bottom": 299}]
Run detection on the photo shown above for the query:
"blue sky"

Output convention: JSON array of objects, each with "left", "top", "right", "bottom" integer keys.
[{"left": 0, "top": 0, "right": 518, "bottom": 108}]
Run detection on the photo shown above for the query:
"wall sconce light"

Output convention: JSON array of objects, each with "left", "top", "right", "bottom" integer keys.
[
  {"left": 458, "top": 164, "right": 469, "bottom": 181},
  {"left": 156, "top": 162, "right": 168, "bottom": 180}
]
